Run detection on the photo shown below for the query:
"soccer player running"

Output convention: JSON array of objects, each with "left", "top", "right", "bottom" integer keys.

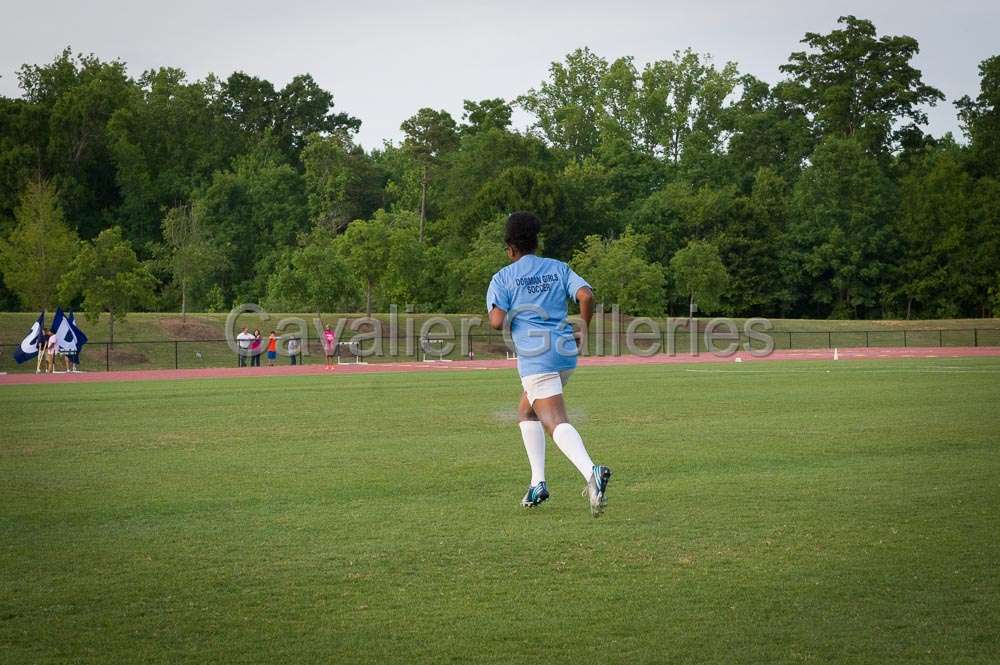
[{"left": 487, "top": 212, "right": 612, "bottom": 517}]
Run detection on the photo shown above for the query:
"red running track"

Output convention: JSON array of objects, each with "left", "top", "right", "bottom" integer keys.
[{"left": 1, "top": 346, "right": 998, "bottom": 387}]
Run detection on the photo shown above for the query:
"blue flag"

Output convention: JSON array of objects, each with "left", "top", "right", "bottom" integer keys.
[
  {"left": 52, "top": 308, "right": 71, "bottom": 352},
  {"left": 14, "top": 311, "right": 45, "bottom": 364},
  {"left": 68, "top": 311, "right": 87, "bottom": 364}
]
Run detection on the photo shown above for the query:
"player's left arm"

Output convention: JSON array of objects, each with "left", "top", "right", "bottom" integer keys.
[
  {"left": 565, "top": 263, "right": 594, "bottom": 344},
  {"left": 576, "top": 287, "right": 594, "bottom": 328}
]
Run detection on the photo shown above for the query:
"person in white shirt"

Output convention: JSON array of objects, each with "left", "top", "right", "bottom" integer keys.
[{"left": 236, "top": 326, "right": 254, "bottom": 367}]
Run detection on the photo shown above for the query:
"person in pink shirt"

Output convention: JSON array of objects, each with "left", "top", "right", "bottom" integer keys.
[
  {"left": 44, "top": 328, "right": 59, "bottom": 373},
  {"left": 323, "top": 324, "right": 336, "bottom": 369}
]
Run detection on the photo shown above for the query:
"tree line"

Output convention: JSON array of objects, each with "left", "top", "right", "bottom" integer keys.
[{"left": 1, "top": 15, "right": 998, "bottom": 331}]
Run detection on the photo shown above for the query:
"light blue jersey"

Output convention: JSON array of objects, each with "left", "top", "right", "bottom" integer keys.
[{"left": 486, "top": 254, "right": 591, "bottom": 377}]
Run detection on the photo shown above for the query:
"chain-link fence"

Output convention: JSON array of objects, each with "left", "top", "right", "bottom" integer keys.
[{"left": 2, "top": 327, "right": 998, "bottom": 374}]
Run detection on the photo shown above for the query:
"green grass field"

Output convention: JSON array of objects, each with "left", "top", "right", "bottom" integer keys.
[{"left": 2, "top": 359, "right": 999, "bottom": 663}]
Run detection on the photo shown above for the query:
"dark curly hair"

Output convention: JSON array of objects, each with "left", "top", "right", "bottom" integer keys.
[{"left": 504, "top": 211, "right": 541, "bottom": 254}]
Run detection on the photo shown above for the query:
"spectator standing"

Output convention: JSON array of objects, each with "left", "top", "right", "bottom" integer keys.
[
  {"left": 236, "top": 326, "right": 254, "bottom": 367},
  {"left": 323, "top": 324, "right": 336, "bottom": 369},
  {"left": 266, "top": 331, "right": 278, "bottom": 367},
  {"left": 60, "top": 341, "right": 72, "bottom": 373},
  {"left": 287, "top": 336, "right": 300, "bottom": 365},
  {"left": 251, "top": 329, "right": 262, "bottom": 367},
  {"left": 44, "top": 328, "right": 59, "bottom": 373}
]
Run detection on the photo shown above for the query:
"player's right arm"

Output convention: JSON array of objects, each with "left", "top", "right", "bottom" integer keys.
[
  {"left": 489, "top": 306, "right": 506, "bottom": 330},
  {"left": 486, "top": 272, "right": 511, "bottom": 330}
]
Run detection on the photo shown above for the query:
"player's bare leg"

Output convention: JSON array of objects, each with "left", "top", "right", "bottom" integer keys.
[
  {"left": 527, "top": 393, "right": 568, "bottom": 434},
  {"left": 532, "top": 393, "right": 611, "bottom": 517}
]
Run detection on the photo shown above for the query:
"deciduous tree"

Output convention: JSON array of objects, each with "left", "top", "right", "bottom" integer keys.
[
  {"left": 302, "top": 132, "right": 384, "bottom": 232},
  {"left": 59, "top": 226, "right": 157, "bottom": 344},
  {"left": 0, "top": 179, "right": 79, "bottom": 309},
  {"left": 161, "top": 204, "right": 227, "bottom": 320},
  {"left": 400, "top": 108, "right": 458, "bottom": 240},
  {"left": 670, "top": 239, "right": 730, "bottom": 316},
  {"left": 779, "top": 15, "right": 944, "bottom": 154},
  {"left": 339, "top": 217, "right": 390, "bottom": 317},
  {"left": 519, "top": 48, "right": 608, "bottom": 161},
  {"left": 789, "top": 136, "right": 895, "bottom": 317},
  {"left": 956, "top": 55, "right": 1000, "bottom": 178},
  {"left": 265, "top": 228, "right": 357, "bottom": 315},
  {"left": 571, "top": 228, "right": 666, "bottom": 316},
  {"left": 460, "top": 98, "right": 513, "bottom": 135}
]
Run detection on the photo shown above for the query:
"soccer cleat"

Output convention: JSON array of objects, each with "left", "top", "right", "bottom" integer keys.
[
  {"left": 582, "top": 465, "right": 612, "bottom": 517},
  {"left": 521, "top": 481, "right": 550, "bottom": 508}
]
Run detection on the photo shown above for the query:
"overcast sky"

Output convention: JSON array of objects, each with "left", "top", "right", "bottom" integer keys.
[{"left": 1, "top": 0, "right": 996, "bottom": 150}]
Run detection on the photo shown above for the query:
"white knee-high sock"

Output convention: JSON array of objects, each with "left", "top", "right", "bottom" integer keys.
[
  {"left": 552, "top": 423, "right": 595, "bottom": 480},
  {"left": 519, "top": 420, "right": 546, "bottom": 486}
]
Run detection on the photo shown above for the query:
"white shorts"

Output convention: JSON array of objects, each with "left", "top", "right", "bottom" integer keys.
[{"left": 521, "top": 370, "right": 573, "bottom": 405}]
